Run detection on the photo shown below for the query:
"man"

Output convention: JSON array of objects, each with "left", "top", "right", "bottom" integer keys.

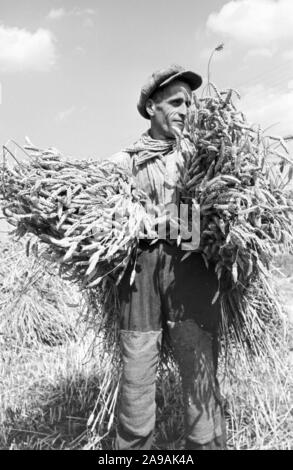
[{"left": 111, "top": 65, "right": 226, "bottom": 450}]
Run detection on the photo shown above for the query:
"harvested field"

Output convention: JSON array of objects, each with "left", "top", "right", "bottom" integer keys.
[{"left": 0, "top": 242, "right": 292, "bottom": 450}]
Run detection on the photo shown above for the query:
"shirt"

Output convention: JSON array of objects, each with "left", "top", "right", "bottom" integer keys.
[
  {"left": 109, "top": 146, "right": 199, "bottom": 251},
  {"left": 110, "top": 148, "right": 184, "bottom": 207}
]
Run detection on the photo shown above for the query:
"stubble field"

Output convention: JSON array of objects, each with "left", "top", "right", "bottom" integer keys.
[{"left": 0, "top": 242, "right": 292, "bottom": 450}]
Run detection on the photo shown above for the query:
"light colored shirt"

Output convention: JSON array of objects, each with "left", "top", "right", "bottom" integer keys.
[
  {"left": 110, "top": 148, "right": 200, "bottom": 251},
  {"left": 110, "top": 148, "right": 185, "bottom": 208}
]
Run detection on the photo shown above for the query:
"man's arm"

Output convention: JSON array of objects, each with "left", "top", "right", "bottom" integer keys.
[{"left": 108, "top": 150, "right": 132, "bottom": 173}]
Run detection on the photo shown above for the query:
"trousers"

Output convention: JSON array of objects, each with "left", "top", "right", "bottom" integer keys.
[{"left": 115, "top": 241, "right": 226, "bottom": 450}]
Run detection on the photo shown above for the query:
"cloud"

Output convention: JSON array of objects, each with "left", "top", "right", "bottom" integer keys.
[
  {"left": 55, "top": 106, "right": 75, "bottom": 122},
  {"left": 69, "top": 7, "right": 96, "bottom": 17},
  {"left": 83, "top": 9, "right": 96, "bottom": 15},
  {"left": 207, "top": 0, "right": 293, "bottom": 47},
  {"left": 241, "top": 84, "right": 293, "bottom": 136},
  {"left": 0, "top": 26, "right": 56, "bottom": 72},
  {"left": 47, "top": 7, "right": 96, "bottom": 20},
  {"left": 47, "top": 8, "right": 66, "bottom": 20}
]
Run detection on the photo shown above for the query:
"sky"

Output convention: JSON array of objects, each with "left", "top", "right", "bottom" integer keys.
[{"left": 0, "top": 0, "right": 293, "bottom": 236}]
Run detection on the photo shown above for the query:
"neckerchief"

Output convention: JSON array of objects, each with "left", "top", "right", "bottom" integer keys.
[{"left": 124, "top": 130, "right": 176, "bottom": 166}]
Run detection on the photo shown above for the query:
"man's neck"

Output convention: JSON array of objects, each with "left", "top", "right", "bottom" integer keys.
[{"left": 149, "top": 127, "right": 175, "bottom": 142}]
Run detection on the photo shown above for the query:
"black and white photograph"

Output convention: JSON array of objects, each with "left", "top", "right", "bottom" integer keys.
[{"left": 0, "top": 0, "right": 292, "bottom": 454}]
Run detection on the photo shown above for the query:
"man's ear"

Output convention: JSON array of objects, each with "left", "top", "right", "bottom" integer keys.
[{"left": 145, "top": 99, "right": 156, "bottom": 118}]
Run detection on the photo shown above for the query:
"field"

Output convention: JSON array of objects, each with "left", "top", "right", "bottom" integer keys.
[{"left": 0, "top": 242, "right": 292, "bottom": 450}]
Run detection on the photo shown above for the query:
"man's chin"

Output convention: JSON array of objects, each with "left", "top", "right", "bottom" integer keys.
[{"left": 170, "top": 124, "right": 184, "bottom": 138}]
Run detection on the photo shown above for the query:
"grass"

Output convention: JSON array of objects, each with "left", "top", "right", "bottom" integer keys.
[
  {"left": 1, "top": 328, "right": 292, "bottom": 450},
  {"left": 0, "top": 339, "right": 99, "bottom": 450},
  {"left": 221, "top": 337, "right": 293, "bottom": 450},
  {"left": 0, "top": 246, "right": 292, "bottom": 450}
]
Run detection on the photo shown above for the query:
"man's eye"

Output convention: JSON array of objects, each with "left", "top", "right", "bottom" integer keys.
[{"left": 171, "top": 99, "right": 191, "bottom": 107}]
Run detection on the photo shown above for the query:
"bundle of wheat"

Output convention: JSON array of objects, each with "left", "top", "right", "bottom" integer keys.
[
  {"left": 0, "top": 239, "right": 81, "bottom": 348},
  {"left": 176, "top": 83, "right": 293, "bottom": 353},
  {"left": 1, "top": 144, "right": 157, "bottom": 289}
]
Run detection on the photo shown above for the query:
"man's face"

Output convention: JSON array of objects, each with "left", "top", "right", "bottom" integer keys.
[{"left": 146, "top": 80, "right": 192, "bottom": 140}]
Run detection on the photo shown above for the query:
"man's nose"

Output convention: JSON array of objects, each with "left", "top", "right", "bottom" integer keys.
[{"left": 178, "top": 103, "right": 188, "bottom": 118}]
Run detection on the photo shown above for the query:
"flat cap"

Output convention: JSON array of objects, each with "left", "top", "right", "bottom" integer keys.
[{"left": 137, "top": 64, "right": 202, "bottom": 119}]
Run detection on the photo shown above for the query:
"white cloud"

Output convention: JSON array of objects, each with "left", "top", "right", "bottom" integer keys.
[
  {"left": 47, "top": 7, "right": 96, "bottom": 20},
  {"left": 84, "top": 9, "right": 96, "bottom": 15},
  {"left": 47, "top": 8, "right": 66, "bottom": 20},
  {"left": 70, "top": 7, "right": 96, "bottom": 17},
  {"left": 288, "top": 80, "right": 293, "bottom": 89},
  {"left": 55, "top": 106, "right": 75, "bottom": 122},
  {"left": 207, "top": 0, "right": 293, "bottom": 47},
  {"left": 241, "top": 84, "right": 293, "bottom": 136},
  {"left": 0, "top": 26, "right": 56, "bottom": 72}
]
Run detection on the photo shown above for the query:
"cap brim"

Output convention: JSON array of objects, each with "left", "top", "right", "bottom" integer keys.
[
  {"left": 138, "top": 69, "right": 203, "bottom": 119},
  {"left": 159, "top": 70, "right": 202, "bottom": 91}
]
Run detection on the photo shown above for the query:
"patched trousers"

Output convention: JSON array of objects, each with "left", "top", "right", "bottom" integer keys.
[{"left": 115, "top": 241, "right": 226, "bottom": 450}]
